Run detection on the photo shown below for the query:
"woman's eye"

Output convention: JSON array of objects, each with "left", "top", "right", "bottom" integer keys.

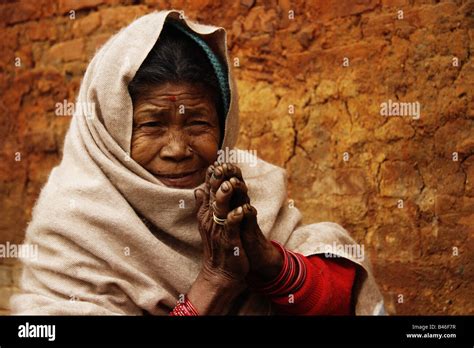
[
  {"left": 141, "top": 122, "right": 163, "bottom": 128},
  {"left": 189, "top": 121, "right": 210, "bottom": 126}
]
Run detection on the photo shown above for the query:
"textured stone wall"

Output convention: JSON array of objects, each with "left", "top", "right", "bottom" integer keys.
[{"left": 0, "top": 0, "right": 473, "bottom": 315}]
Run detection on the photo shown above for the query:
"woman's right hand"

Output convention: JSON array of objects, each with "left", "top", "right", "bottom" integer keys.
[
  {"left": 185, "top": 163, "right": 251, "bottom": 314},
  {"left": 193, "top": 163, "right": 249, "bottom": 285}
]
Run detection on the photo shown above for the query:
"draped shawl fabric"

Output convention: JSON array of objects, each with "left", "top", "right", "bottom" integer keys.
[{"left": 10, "top": 10, "right": 385, "bottom": 315}]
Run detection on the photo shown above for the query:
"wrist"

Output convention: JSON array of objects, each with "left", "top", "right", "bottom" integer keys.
[
  {"left": 170, "top": 296, "right": 199, "bottom": 316},
  {"left": 250, "top": 242, "right": 307, "bottom": 297},
  {"left": 248, "top": 242, "right": 284, "bottom": 283},
  {"left": 187, "top": 269, "right": 245, "bottom": 315},
  {"left": 200, "top": 266, "right": 245, "bottom": 289}
]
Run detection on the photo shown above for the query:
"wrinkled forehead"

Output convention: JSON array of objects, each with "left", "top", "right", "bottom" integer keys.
[
  {"left": 132, "top": 83, "right": 218, "bottom": 116},
  {"left": 132, "top": 82, "right": 218, "bottom": 103}
]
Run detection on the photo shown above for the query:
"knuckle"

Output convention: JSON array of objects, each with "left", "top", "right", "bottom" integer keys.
[
  {"left": 207, "top": 166, "right": 214, "bottom": 176},
  {"left": 211, "top": 201, "right": 220, "bottom": 213},
  {"left": 230, "top": 177, "right": 240, "bottom": 187},
  {"left": 223, "top": 218, "right": 233, "bottom": 229}
]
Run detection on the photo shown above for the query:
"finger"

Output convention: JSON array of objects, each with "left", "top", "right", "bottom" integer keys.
[
  {"left": 228, "top": 177, "right": 250, "bottom": 206},
  {"left": 209, "top": 163, "right": 245, "bottom": 202},
  {"left": 239, "top": 203, "right": 262, "bottom": 244},
  {"left": 205, "top": 164, "right": 215, "bottom": 187},
  {"left": 241, "top": 203, "right": 258, "bottom": 228},
  {"left": 223, "top": 206, "right": 244, "bottom": 238},
  {"left": 208, "top": 167, "right": 224, "bottom": 208},
  {"left": 209, "top": 165, "right": 224, "bottom": 199},
  {"left": 213, "top": 180, "right": 234, "bottom": 219},
  {"left": 194, "top": 187, "right": 209, "bottom": 212},
  {"left": 221, "top": 163, "right": 244, "bottom": 182}
]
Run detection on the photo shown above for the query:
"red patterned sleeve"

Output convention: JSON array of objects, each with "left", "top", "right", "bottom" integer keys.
[{"left": 270, "top": 255, "right": 357, "bottom": 315}]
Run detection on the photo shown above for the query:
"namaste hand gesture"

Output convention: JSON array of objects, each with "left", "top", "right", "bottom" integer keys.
[{"left": 194, "top": 162, "right": 283, "bottom": 287}]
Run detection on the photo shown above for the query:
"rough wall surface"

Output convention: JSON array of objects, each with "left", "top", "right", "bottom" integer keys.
[{"left": 0, "top": 0, "right": 473, "bottom": 315}]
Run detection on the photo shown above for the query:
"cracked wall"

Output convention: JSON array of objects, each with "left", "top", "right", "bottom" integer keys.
[{"left": 0, "top": 0, "right": 473, "bottom": 314}]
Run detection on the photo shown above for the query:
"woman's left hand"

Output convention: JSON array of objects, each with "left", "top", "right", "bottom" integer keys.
[{"left": 209, "top": 162, "right": 284, "bottom": 283}]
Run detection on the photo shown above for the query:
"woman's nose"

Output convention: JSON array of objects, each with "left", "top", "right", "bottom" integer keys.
[{"left": 159, "top": 132, "right": 193, "bottom": 162}]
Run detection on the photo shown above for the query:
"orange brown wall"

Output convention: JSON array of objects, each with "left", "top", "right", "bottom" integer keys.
[{"left": 0, "top": 0, "right": 473, "bottom": 315}]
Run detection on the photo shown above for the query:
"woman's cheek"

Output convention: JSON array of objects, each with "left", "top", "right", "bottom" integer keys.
[
  {"left": 190, "top": 132, "right": 220, "bottom": 164},
  {"left": 131, "top": 131, "right": 161, "bottom": 165}
]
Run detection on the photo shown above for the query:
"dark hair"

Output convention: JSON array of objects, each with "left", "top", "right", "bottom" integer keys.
[{"left": 128, "top": 21, "right": 225, "bottom": 137}]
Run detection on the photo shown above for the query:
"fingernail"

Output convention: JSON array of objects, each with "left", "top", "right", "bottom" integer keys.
[
  {"left": 235, "top": 206, "right": 243, "bottom": 215},
  {"left": 214, "top": 168, "right": 222, "bottom": 178},
  {"left": 221, "top": 182, "right": 230, "bottom": 192}
]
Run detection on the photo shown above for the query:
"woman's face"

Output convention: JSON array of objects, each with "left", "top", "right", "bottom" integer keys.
[{"left": 131, "top": 82, "right": 221, "bottom": 189}]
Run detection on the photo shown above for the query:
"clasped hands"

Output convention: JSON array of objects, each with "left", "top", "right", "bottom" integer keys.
[{"left": 194, "top": 162, "right": 283, "bottom": 288}]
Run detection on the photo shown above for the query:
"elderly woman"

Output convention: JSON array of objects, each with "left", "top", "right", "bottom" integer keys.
[{"left": 11, "top": 10, "right": 384, "bottom": 315}]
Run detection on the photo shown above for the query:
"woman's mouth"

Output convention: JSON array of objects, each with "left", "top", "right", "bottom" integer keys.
[{"left": 154, "top": 169, "right": 200, "bottom": 188}]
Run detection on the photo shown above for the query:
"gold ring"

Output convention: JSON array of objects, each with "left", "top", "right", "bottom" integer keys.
[{"left": 212, "top": 212, "right": 226, "bottom": 225}]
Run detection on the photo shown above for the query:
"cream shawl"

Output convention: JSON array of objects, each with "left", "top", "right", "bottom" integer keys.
[{"left": 10, "top": 10, "right": 385, "bottom": 315}]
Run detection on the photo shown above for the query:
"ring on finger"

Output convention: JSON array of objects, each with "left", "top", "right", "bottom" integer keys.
[
  {"left": 211, "top": 202, "right": 226, "bottom": 225},
  {"left": 213, "top": 212, "right": 226, "bottom": 225}
]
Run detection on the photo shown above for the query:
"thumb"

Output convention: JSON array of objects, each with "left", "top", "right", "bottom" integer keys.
[{"left": 194, "top": 188, "right": 208, "bottom": 209}]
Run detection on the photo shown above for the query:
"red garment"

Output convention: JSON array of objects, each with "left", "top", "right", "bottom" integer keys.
[{"left": 270, "top": 255, "right": 357, "bottom": 315}]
